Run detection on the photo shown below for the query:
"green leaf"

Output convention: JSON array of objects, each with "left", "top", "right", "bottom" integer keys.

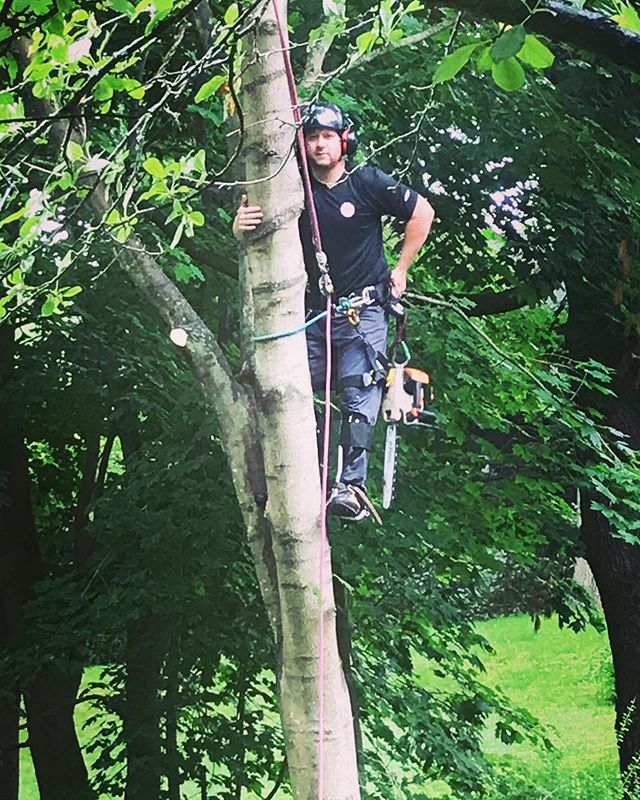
[
  {"left": 0, "top": 206, "right": 26, "bottom": 228},
  {"left": 193, "top": 148, "right": 206, "bottom": 173},
  {"left": 41, "top": 295, "right": 56, "bottom": 317},
  {"left": 433, "top": 44, "right": 477, "bottom": 84},
  {"left": 170, "top": 218, "right": 185, "bottom": 248},
  {"left": 3, "top": 53, "right": 17, "bottom": 81},
  {"left": 356, "top": 29, "right": 376, "bottom": 54},
  {"left": 65, "top": 140, "right": 84, "bottom": 162},
  {"left": 405, "top": 0, "right": 422, "bottom": 11},
  {"left": 126, "top": 80, "right": 145, "bottom": 99},
  {"left": 139, "top": 180, "right": 167, "bottom": 201},
  {"left": 379, "top": 0, "right": 393, "bottom": 35},
  {"left": 62, "top": 285, "right": 83, "bottom": 298},
  {"left": 518, "top": 34, "right": 554, "bottom": 69},
  {"left": 108, "top": 0, "right": 135, "bottom": 13},
  {"left": 142, "top": 157, "right": 166, "bottom": 177},
  {"left": 194, "top": 74, "right": 225, "bottom": 103},
  {"left": 133, "top": 0, "right": 153, "bottom": 16},
  {"left": 114, "top": 224, "right": 131, "bottom": 243},
  {"left": 189, "top": 210, "right": 205, "bottom": 226},
  {"left": 490, "top": 25, "right": 526, "bottom": 63},
  {"left": 105, "top": 208, "right": 121, "bottom": 224},
  {"left": 491, "top": 57, "right": 525, "bottom": 92},
  {"left": 224, "top": 3, "right": 239, "bottom": 25},
  {"left": 56, "top": 250, "right": 72, "bottom": 270},
  {"left": 166, "top": 199, "right": 183, "bottom": 224},
  {"left": 476, "top": 46, "right": 493, "bottom": 72},
  {"left": 19, "top": 216, "right": 39, "bottom": 238},
  {"left": 173, "top": 260, "right": 204, "bottom": 283},
  {"left": 612, "top": 3, "right": 640, "bottom": 33}
]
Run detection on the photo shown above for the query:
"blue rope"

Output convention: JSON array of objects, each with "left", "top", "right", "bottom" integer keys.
[{"left": 252, "top": 309, "right": 328, "bottom": 342}]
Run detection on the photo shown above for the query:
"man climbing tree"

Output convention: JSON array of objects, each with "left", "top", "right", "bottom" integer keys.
[{"left": 234, "top": 100, "right": 434, "bottom": 520}]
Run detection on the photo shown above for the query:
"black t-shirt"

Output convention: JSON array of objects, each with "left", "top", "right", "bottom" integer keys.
[{"left": 299, "top": 165, "right": 419, "bottom": 308}]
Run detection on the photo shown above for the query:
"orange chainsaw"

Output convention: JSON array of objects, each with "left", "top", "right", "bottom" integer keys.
[{"left": 381, "top": 339, "right": 436, "bottom": 509}]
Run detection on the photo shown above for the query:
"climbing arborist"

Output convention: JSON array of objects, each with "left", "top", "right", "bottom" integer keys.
[{"left": 233, "top": 100, "right": 434, "bottom": 520}]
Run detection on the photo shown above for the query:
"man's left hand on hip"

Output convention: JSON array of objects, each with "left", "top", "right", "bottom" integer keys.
[{"left": 389, "top": 267, "right": 407, "bottom": 298}]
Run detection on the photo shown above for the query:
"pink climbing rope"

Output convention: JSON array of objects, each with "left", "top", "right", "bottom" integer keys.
[{"left": 270, "top": 2, "right": 332, "bottom": 797}]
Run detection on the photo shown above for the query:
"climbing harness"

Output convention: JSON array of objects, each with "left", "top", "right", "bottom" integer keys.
[
  {"left": 381, "top": 312, "right": 437, "bottom": 509},
  {"left": 252, "top": 285, "right": 383, "bottom": 343}
]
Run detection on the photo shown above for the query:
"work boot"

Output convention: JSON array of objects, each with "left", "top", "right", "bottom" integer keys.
[{"left": 327, "top": 482, "right": 369, "bottom": 522}]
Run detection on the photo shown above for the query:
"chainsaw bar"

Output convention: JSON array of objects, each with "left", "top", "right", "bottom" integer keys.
[{"left": 382, "top": 423, "right": 397, "bottom": 509}]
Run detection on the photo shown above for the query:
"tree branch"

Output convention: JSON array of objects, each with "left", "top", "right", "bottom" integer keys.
[
  {"left": 263, "top": 758, "right": 287, "bottom": 800},
  {"left": 301, "top": 32, "right": 334, "bottom": 89},
  {"left": 409, "top": 286, "right": 529, "bottom": 317},
  {"left": 464, "top": 286, "right": 528, "bottom": 317},
  {"left": 434, "top": 0, "right": 640, "bottom": 75},
  {"left": 355, "top": 20, "right": 451, "bottom": 69},
  {"left": 406, "top": 290, "right": 550, "bottom": 392},
  {"left": 13, "top": 34, "right": 283, "bottom": 646},
  {"left": 307, "top": 20, "right": 451, "bottom": 89}
]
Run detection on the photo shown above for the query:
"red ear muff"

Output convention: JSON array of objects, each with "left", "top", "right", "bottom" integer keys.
[
  {"left": 341, "top": 126, "right": 358, "bottom": 157},
  {"left": 341, "top": 128, "right": 350, "bottom": 156}
]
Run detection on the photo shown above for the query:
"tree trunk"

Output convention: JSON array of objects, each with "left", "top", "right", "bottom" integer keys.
[
  {"left": 165, "top": 639, "right": 181, "bottom": 800},
  {"left": 23, "top": 669, "right": 91, "bottom": 800},
  {"left": 0, "top": 328, "right": 20, "bottom": 800},
  {"left": 566, "top": 274, "right": 640, "bottom": 795},
  {"left": 0, "top": 688, "right": 19, "bottom": 800},
  {"left": 0, "top": 322, "right": 93, "bottom": 800},
  {"left": 333, "top": 564, "right": 363, "bottom": 764},
  {"left": 0, "top": 608, "right": 19, "bottom": 800},
  {"left": 124, "top": 615, "right": 167, "bottom": 800},
  {"left": 239, "top": 3, "right": 361, "bottom": 797},
  {"left": 580, "top": 398, "right": 640, "bottom": 797}
]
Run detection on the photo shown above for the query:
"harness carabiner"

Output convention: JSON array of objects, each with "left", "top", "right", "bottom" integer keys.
[
  {"left": 316, "top": 251, "right": 334, "bottom": 296},
  {"left": 347, "top": 307, "right": 360, "bottom": 325}
]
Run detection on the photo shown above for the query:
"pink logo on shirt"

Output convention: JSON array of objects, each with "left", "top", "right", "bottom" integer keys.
[{"left": 340, "top": 201, "right": 356, "bottom": 218}]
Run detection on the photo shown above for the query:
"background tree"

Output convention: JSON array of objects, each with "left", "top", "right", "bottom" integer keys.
[{"left": 1, "top": 0, "right": 639, "bottom": 798}]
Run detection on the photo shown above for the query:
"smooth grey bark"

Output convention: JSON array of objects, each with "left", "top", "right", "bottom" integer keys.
[{"left": 238, "top": 3, "right": 361, "bottom": 796}]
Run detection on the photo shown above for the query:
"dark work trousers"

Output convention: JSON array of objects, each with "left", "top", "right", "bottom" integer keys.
[{"left": 306, "top": 304, "right": 388, "bottom": 487}]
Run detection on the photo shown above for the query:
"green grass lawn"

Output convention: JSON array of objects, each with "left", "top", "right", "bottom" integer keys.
[
  {"left": 475, "top": 615, "right": 617, "bottom": 772},
  {"left": 20, "top": 615, "right": 620, "bottom": 798},
  {"left": 414, "top": 614, "right": 620, "bottom": 798}
]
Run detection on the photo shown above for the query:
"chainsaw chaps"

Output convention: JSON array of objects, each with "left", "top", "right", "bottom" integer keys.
[{"left": 382, "top": 422, "right": 397, "bottom": 509}]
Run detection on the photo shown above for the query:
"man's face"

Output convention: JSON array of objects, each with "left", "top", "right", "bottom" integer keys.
[{"left": 304, "top": 128, "right": 343, "bottom": 169}]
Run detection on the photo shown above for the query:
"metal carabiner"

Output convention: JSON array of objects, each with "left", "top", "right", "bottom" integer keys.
[{"left": 347, "top": 307, "right": 360, "bottom": 325}]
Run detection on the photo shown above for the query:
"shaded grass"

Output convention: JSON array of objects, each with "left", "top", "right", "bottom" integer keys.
[{"left": 21, "top": 615, "right": 619, "bottom": 798}]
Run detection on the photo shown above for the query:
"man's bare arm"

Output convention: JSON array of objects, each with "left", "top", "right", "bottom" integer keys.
[{"left": 390, "top": 195, "right": 435, "bottom": 297}]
